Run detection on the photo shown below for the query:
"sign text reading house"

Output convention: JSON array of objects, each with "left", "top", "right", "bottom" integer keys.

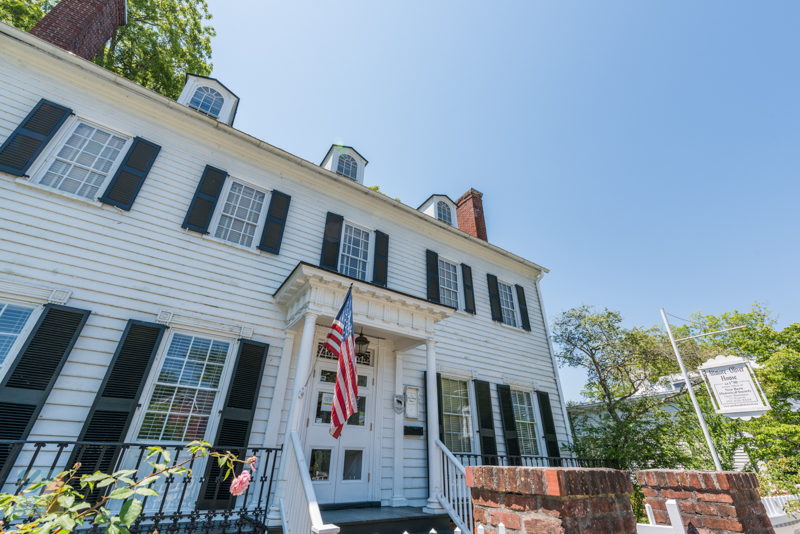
[{"left": 699, "top": 355, "right": 770, "bottom": 419}]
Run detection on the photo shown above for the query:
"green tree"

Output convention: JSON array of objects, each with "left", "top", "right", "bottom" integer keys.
[{"left": 0, "top": 0, "right": 215, "bottom": 99}]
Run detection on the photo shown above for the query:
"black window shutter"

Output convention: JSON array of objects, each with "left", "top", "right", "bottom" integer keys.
[
  {"left": 257, "top": 190, "right": 291, "bottom": 254},
  {"left": 182, "top": 165, "right": 228, "bottom": 233},
  {"left": 515, "top": 284, "right": 531, "bottom": 331},
  {"left": 461, "top": 264, "right": 476, "bottom": 314},
  {"left": 473, "top": 380, "right": 498, "bottom": 464},
  {"left": 68, "top": 321, "right": 167, "bottom": 479},
  {"left": 436, "top": 372, "right": 444, "bottom": 440},
  {"left": 0, "top": 99, "right": 72, "bottom": 176},
  {"left": 319, "top": 212, "right": 344, "bottom": 271},
  {"left": 0, "top": 304, "right": 90, "bottom": 484},
  {"left": 426, "top": 250, "right": 440, "bottom": 303},
  {"left": 197, "top": 340, "right": 269, "bottom": 510},
  {"left": 537, "top": 391, "right": 561, "bottom": 460},
  {"left": 496, "top": 384, "right": 521, "bottom": 465},
  {"left": 98, "top": 137, "right": 161, "bottom": 210},
  {"left": 372, "top": 230, "right": 389, "bottom": 287},
  {"left": 487, "top": 274, "right": 502, "bottom": 322}
]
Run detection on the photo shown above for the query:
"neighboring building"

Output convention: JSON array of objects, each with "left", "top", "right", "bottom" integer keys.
[{"left": 0, "top": 1, "right": 575, "bottom": 531}]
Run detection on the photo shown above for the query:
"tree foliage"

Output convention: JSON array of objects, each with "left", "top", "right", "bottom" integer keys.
[{"left": 0, "top": 0, "right": 214, "bottom": 99}]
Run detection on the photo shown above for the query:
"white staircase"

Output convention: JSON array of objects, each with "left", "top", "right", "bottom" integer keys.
[{"left": 435, "top": 439, "right": 473, "bottom": 534}]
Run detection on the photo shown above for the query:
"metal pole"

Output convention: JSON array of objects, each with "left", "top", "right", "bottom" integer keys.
[{"left": 660, "top": 308, "right": 723, "bottom": 471}]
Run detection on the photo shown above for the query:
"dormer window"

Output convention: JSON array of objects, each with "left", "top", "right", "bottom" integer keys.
[
  {"left": 337, "top": 154, "right": 358, "bottom": 180},
  {"left": 436, "top": 201, "right": 452, "bottom": 225},
  {"left": 189, "top": 86, "right": 224, "bottom": 119}
]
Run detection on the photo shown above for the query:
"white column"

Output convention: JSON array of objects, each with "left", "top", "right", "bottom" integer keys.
[
  {"left": 267, "top": 312, "right": 318, "bottom": 526},
  {"left": 390, "top": 348, "right": 408, "bottom": 507},
  {"left": 423, "top": 338, "right": 444, "bottom": 513}
]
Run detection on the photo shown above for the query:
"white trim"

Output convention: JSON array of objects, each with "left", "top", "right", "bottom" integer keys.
[
  {"left": 0, "top": 302, "right": 43, "bottom": 384},
  {"left": 26, "top": 115, "right": 132, "bottom": 203},
  {"left": 437, "top": 256, "right": 461, "bottom": 309},
  {"left": 338, "top": 220, "right": 374, "bottom": 282},
  {"left": 0, "top": 278, "right": 72, "bottom": 305},
  {"left": 155, "top": 309, "right": 254, "bottom": 339},
  {"left": 208, "top": 176, "right": 271, "bottom": 249}
]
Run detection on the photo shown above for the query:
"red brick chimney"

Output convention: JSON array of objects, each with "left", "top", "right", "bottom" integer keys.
[
  {"left": 456, "top": 188, "right": 488, "bottom": 241},
  {"left": 30, "top": 0, "right": 126, "bottom": 60}
]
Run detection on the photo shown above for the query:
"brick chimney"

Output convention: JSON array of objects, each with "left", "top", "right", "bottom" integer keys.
[
  {"left": 30, "top": 0, "right": 126, "bottom": 60},
  {"left": 456, "top": 188, "right": 488, "bottom": 241}
]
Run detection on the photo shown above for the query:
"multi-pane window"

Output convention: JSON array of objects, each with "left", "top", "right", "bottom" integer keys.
[
  {"left": 438, "top": 259, "right": 459, "bottom": 308},
  {"left": 498, "top": 282, "right": 518, "bottom": 327},
  {"left": 336, "top": 154, "right": 358, "bottom": 180},
  {"left": 138, "top": 333, "right": 230, "bottom": 442},
  {"left": 213, "top": 181, "right": 266, "bottom": 247},
  {"left": 189, "top": 86, "right": 224, "bottom": 118},
  {"left": 511, "top": 390, "right": 540, "bottom": 456},
  {"left": 338, "top": 223, "right": 370, "bottom": 280},
  {"left": 0, "top": 302, "right": 34, "bottom": 366},
  {"left": 39, "top": 122, "right": 127, "bottom": 199},
  {"left": 436, "top": 201, "right": 452, "bottom": 225},
  {"left": 441, "top": 377, "right": 472, "bottom": 453}
]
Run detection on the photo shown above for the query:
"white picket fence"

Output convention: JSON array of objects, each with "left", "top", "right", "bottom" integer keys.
[
  {"left": 636, "top": 499, "right": 686, "bottom": 533},
  {"left": 763, "top": 494, "right": 800, "bottom": 534}
]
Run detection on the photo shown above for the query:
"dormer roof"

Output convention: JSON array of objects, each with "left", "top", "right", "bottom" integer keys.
[
  {"left": 320, "top": 144, "right": 368, "bottom": 185},
  {"left": 320, "top": 144, "right": 369, "bottom": 166},
  {"left": 177, "top": 73, "right": 240, "bottom": 126}
]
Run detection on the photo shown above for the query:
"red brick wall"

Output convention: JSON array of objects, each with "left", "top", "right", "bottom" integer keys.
[
  {"left": 637, "top": 469, "right": 775, "bottom": 534},
  {"left": 456, "top": 188, "right": 488, "bottom": 241},
  {"left": 30, "top": 0, "right": 126, "bottom": 60},
  {"left": 466, "top": 466, "right": 637, "bottom": 534}
]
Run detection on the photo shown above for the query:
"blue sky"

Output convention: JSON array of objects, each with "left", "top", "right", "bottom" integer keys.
[{"left": 205, "top": 1, "right": 799, "bottom": 401}]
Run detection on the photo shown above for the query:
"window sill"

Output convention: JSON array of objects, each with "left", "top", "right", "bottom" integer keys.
[
  {"left": 14, "top": 176, "right": 104, "bottom": 208},
  {"left": 495, "top": 320, "right": 528, "bottom": 334},
  {"left": 196, "top": 232, "right": 264, "bottom": 256}
]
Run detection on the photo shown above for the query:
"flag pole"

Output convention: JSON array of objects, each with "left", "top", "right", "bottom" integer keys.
[{"left": 660, "top": 308, "right": 723, "bottom": 471}]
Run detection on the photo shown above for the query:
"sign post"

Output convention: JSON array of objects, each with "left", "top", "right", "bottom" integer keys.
[{"left": 699, "top": 355, "right": 770, "bottom": 420}]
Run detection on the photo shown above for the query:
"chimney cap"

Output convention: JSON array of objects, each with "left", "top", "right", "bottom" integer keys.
[{"left": 456, "top": 188, "right": 483, "bottom": 204}]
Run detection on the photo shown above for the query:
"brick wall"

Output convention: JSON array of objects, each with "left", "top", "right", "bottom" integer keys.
[
  {"left": 30, "top": 0, "right": 126, "bottom": 60},
  {"left": 638, "top": 469, "right": 775, "bottom": 534},
  {"left": 466, "top": 466, "right": 637, "bottom": 534},
  {"left": 456, "top": 188, "right": 488, "bottom": 241}
]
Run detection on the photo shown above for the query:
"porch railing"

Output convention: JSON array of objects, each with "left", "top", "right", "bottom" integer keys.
[
  {"left": 0, "top": 440, "right": 280, "bottom": 533},
  {"left": 452, "top": 452, "right": 619, "bottom": 469},
  {"left": 279, "top": 431, "right": 339, "bottom": 534},
  {"left": 435, "top": 439, "right": 472, "bottom": 534}
]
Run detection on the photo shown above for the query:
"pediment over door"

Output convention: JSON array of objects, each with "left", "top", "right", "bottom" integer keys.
[{"left": 273, "top": 262, "right": 454, "bottom": 350}]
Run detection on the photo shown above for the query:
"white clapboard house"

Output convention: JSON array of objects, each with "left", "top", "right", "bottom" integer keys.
[{"left": 0, "top": 2, "right": 593, "bottom": 532}]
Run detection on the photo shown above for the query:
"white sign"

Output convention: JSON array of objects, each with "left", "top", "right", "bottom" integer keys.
[
  {"left": 320, "top": 392, "right": 334, "bottom": 413},
  {"left": 699, "top": 355, "right": 770, "bottom": 419}
]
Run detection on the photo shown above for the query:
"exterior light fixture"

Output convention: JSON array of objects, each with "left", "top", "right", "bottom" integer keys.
[{"left": 355, "top": 330, "right": 370, "bottom": 354}]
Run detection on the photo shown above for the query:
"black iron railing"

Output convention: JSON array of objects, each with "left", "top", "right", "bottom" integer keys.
[
  {"left": 453, "top": 452, "right": 619, "bottom": 469},
  {"left": 0, "top": 440, "right": 281, "bottom": 533}
]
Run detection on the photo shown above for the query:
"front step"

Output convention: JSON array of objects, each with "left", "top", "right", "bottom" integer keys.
[{"left": 321, "top": 506, "right": 453, "bottom": 534}]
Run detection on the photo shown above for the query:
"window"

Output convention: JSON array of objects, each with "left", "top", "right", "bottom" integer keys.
[
  {"left": 0, "top": 302, "right": 34, "bottom": 366},
  {"left": 498, "top": 281, "right": 518, "bottom": 327},
  {"left": 511, "top": 390, "right": 540, "bottom": 456},
  {"left": 441, "top": 377, "right": 472, "bottom": 453},
  {"left": 438, "top": 258, "right": 459, "bottom": 308},
  {"left": 436, "top": 201, "right": 452, "bottom": 225},
  {"left": 213, "top": 180, "right": 266, "bottom": 247},
  {"left": 38, "top": 121, "right": 127, "bottom": 199},
  {"left": 138, "top": 333, "right": 231, "bottom": 442},
  {"left": 338, "top": 222, "right": 370, "bottom": 280},
  {"left": 336, "top": 154, "right": 358, "bottom": 180},
  {"left": 189, "top": 86, "right": 224, "bottom": 119}
]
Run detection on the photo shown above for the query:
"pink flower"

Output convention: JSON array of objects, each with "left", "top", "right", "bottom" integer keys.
[
  {"left": 229, "top": 470, "right": 252, "bottom": 496},
  {"left": 246, "top": 456, "right": 258, "bottom": 470}
]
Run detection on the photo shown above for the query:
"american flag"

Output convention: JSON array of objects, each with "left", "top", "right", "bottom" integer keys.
[{"left": 324, "top": 287, "right": 359, "bottom": 439}]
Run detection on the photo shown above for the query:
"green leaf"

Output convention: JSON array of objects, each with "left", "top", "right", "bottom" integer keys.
[
  {"left": 118, "top": 477, "right": 136, "bottom": 485},
  {"left": 55, "top": 515, "right": 76, "bottom": 532},
  {"left": 217, "top": 456, "right": 226, "bottom": 467},
  {"left": 68, "top": 502, "right": 91, "bottom": 512},
  {"left": 97, "top": 477, "right": 117, "bottom": 488},
  {"left": 145, "top": 446, "right": 163, "bottom": 459},
  {"left": 107, "top": 488, "right": 135, "bottom": 500},
  {"left": 112, "top": 469, "right": 138, "bottom": 477},
  {"left": 161, "top": 449, "right": 171, "bottom": 463},
  {"left": 134, "top": 487, "right": 158, "bottom": 497},
  {"left": 57, "top": 494, "right": 75, "bottom": 508},
  {"left": 81, "top": 472, "right": 111, "bottom": 483},
  {"left": 120, "top": 499, "right": 143, "bottom": 527}
]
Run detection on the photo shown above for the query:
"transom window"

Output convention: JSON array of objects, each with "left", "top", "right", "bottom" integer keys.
[
  {"left": 338, "top": 222, "right": 370, "bottom": 280},
  {"left": 0, "top": 302, "right": 34, "bottom": 366},
  {"left": 336, "top": 154, "right": 358, "bottom": 180},
  {"left": 436, "top": 201, "right": 452, "bottom": 225},
  {"left": 213, "top": 181, "right": 266, "bottom": 247},
  {"left": 511, "top": 390, "right": 540, "bottom": 456},
  {"left": 38, "top": 122, "right": 127, "bottom": 199},
  {"left": 138, "top": 333, "right": 230, "bottom": 442},
  {"left": 498, "top": 282, "right": 518, "bottom": 327},
  {"left": 438, "top": 259, "right": 459, "bottom": 308},
  {"left": 189, "top": 86, "right": 224, "bottom": 119},
  {"left": 441, "top": 377, "right": 472, "bottom": 453}
]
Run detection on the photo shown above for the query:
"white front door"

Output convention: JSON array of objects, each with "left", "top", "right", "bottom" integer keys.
[{"left": 305, "top": 342, "right": 375, "bottom": 504}]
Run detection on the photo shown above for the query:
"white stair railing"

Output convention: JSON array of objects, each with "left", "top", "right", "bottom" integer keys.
[
  {"left": 279, "top": 431, "right": 339, "bottom": 534},
  {"left": 636, "top": 500, "right": 686, "bottom": 534},
  {"left": 435, "top": 439, "right": 472, "bottom": 534}
]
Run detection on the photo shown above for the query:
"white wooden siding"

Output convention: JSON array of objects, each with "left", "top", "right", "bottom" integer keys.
[{"left": 0, "top": 30, "right": 568, "bottom": 504}]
